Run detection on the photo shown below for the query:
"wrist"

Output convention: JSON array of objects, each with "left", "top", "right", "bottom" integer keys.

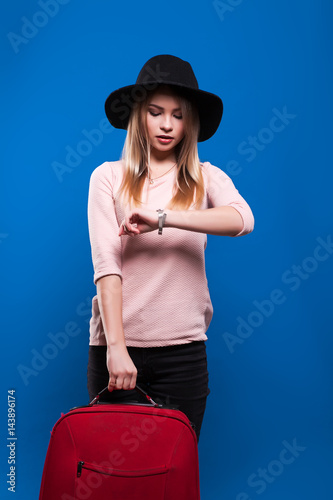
[
  {"left": 162, "top": 209, "right": 184, "bottom": 230},
  {"left": 106, "top": 336, "right": 126, "bottom": 349}
]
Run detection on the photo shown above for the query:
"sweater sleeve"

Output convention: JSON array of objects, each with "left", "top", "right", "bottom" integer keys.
[
  {"left": 87, "top": 162, "right": 122, "bottom": 285},
  {"left": 203, "top": 161, "right": 255, "bottom": 237}
]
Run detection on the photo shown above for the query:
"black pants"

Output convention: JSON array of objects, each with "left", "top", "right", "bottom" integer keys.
[{"left": 87, "top": 341, "right": 210, "bottom": 441}]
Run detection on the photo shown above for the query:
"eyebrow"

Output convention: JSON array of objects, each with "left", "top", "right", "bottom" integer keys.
[{"left": 148, "top": 103, "right": 181, "bottom": 112}]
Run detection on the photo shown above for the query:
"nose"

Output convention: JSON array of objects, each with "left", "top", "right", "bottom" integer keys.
[{"left": 160, "top": 114, "right": 173, "bottom": 132}]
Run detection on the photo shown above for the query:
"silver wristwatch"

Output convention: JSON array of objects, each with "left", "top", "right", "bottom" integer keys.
[{"left": 156, "top": 209, "right": 167, "bottom": 235}]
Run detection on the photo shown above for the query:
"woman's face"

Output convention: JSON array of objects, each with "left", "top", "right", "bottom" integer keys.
[{"left": 144, "top": 87, "right": 185, "bottom": 154}]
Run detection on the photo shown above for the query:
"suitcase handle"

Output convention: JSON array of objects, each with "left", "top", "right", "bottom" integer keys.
[{"left": 88, "top": 384, "right": 162, "bottom": 408}]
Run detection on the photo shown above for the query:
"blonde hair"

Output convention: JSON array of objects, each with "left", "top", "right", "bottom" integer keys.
[{"left": 116, "top": 85, "right": 205, "bottom": 211}]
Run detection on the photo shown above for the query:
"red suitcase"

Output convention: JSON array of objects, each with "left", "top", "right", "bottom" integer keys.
[{"left": 39, "top": 386, "right": 200, "bottom": 500}]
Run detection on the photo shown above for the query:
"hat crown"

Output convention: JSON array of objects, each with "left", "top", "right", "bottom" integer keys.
[{"left": 135, "top": 55, "right": 199, "bottom": 90}]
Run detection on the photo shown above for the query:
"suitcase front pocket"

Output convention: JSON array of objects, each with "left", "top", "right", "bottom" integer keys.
[{"left": 76, "top": 460, "right": 169, "bottom": 499}]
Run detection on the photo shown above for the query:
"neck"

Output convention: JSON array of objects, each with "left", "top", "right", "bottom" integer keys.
[{"left": 149, "top": 147, "right": 177, "bottom": 166}]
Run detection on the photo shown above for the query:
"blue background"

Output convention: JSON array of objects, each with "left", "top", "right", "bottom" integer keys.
[{"left": 1, "top": 1, "right": 333, "bottom": 498}]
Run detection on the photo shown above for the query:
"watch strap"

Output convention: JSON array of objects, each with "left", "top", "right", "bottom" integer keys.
[{"left": 156, "top": 209, "right": 167, "bottom": 235}]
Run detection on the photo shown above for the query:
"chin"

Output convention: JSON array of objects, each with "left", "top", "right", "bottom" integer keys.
[{"left": 153, "top": 143, "right": 175, "bottom": 152}]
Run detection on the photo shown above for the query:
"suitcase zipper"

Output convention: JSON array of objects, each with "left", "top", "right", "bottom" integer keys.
[
  {"left": 76, "top": 460, "right": 168, "bottom": 478},
  {"left": 77, "top": 461, "right": 84, "bottom": 477}
]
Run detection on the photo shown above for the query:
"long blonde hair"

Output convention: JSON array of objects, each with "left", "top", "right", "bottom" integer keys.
[{"left": 117, "top": 85, "right": 205, "bottom": 211}]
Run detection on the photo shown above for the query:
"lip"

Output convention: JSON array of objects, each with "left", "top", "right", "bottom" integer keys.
[{"left": 156, "top": 136, "right": 173, "bottom": 144}]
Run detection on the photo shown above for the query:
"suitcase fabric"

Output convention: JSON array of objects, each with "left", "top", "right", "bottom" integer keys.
[{"left": 39, "top": 395, "right": 200, "bottom": 500}]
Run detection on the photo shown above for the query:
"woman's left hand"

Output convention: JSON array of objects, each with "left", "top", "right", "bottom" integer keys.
[{"left": 119, "top": 209, "right": 160, "bottom": 236}]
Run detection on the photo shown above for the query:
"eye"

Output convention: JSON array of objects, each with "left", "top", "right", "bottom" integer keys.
[
  {"left": 174, "top": 115, "right": 182, "bottom": 120},
  {"left": 149, "top": 110, "right": 160, "bottom": 117}
]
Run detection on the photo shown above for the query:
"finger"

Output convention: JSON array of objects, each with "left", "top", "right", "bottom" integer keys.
[
  {"left": 122, "top": 375, "right": 131, "bottom": 391},
  {"left": 115, "top": 375, "right": 126, "bottom": 390},
  {"left": 126, "top": 224, "right": 140, "bottom": 235},
  {"left": 123, "top": 224, "right": 130, "bottom": 235},
  {"left": 129, "top": 372, "right": 137, "bottom": 390},
  {"left": 108, "top": 374, "right": 118, "bottom": 392},
  {"left": 122, "top": 220, "right": 138, "bottom": 237},
  {"left": 119, "top": 222, "right": 131, "bottom": 237},
  {"left": 125, "top": 215, "right": 141, "bottom": 233},
  {"left": 118, "top": 223, "right": 125, "bottom": 236}
]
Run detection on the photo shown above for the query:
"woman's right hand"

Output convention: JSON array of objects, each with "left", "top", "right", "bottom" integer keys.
[{"left": 106, "top": 343, "right": 137, "bottom": 392}]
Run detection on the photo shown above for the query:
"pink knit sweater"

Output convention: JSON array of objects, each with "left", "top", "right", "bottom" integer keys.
[{"left": 87, "top": 160, "right": 254, "bottom": 347}]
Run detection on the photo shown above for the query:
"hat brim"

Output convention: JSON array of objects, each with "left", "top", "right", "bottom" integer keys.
[{"left": 104, "top": 83, "right": 223, "bottom": 142}]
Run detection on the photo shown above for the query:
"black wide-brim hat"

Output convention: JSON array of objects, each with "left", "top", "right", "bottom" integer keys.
[{"left": 104, "top": 54, "right": 223, "bottom": 142}]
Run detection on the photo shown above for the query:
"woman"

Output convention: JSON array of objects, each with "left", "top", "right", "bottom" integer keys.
[{"left": 87, "top": 55, "right": 255, "bottom": 441}]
